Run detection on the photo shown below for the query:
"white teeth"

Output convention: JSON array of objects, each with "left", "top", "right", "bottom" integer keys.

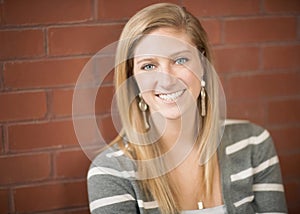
[{"left": 158, "top": 90, "right": 185, "bottom": 101}]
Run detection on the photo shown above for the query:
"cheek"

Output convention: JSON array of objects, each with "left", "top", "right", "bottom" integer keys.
[
  {"left": 141, "top": 91, "right": 153, "bottom": 105},
  {"left": 133, "top": 73, "right": 157, "bottom": 107},
  {"left": 134, "top": 72, "right": 158, "bottom": 94},
  {"left": 192, "top": 80, "right": 201, "bottom": 99},
  {"left": 180, "top": 73, "right": 201, "bottom": 98}
]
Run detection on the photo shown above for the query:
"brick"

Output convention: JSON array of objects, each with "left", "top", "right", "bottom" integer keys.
[
  {"left": 14, "top": 181, "right": 88, "bottom": 212},
  {"left": 226, "top": 100, "right": 265, "bottom": 125},
  {"left": 4, "top": 58, "right": 89, "bottom": 89},
  {"left": 2, "top": 0, "right": 92, "bottom": 25},
  {"left": 0, "top": 63, "right": 3, "bottom": 91},
  {"left": 8, "top": 120, "right": 78, "bottom": 151},
  {"left": 201, "top": 19, "right": 221, "bottom": 45},
  {"left": 0, "top": 91, "right": 47, "bottom": 122},
  {"left": 226, "top": 72, "right": 300, "bottom": 100},
  {"left": 0, "top": 126, "right": 3, "bottom": 153},
  {"left": 97, "top": 0, "right": 180, "bottom": 20},
  {"left": 102, "top": 69, "right": 114, "bottom": 84},
  {"left": 270, "top": 126, "right": 300, "bottom": 155},
  {"left": 52, "top": 89, "right": 73, "bottom": 117},
  {"left": 263, "top": 45, "right": 300, "bottom": 70},
  {"left": 224, "top": 17, "right": 297, "bottom": 44},
  {"left": 283, "top": 181, "right": 300, "bottom": 206},
  {"left": 280, "top": 153, "right": 300, "bottom": 180},
  {"left": 95, "top": 86, "right": 114, "bottom": 115},
  {"left": 48, "top": 25, "right": 124, "bottom": 56},
  {"left": 0, "top": 29, "right": 44, "bottom": 60},
  {"left": 0, "top": 3, "right": 3, "bottom": 25},
  {"left": 183, "top": 0, "right": 260, "bottom": 17},
  {"left": 288, "top": 205, "right": 300, "bottom": 214},
  {"left": 213, "top": 46, "right": 260, "bottom": 73},
  {"left": 264, "top": 0, "right": 300, "bottom": 13},
  {"left": 267, "top": 98, "right": 300, "bottom": 125},
  {"left": 78, "top": 55, "right": 115, "bottom": 86},
  {"left": 73, "top": 117, "right": 110, "bottom": 149},
  {"left": 218, "top": 74, "right": 227, "bottom": 91},
  {"left": 53, "top": 86, "right": 114, "bottom": 117},
  {"left": 97, "top": 115, "right": 118, "bottom": 144},
  {"left": 0, "top": 153, "right": 50, "bottom": 185},
  {"left": 298, "top": 16, "right": 300, "bottom": 40},
  {"left": 0, "top": 189, "right": 9, "bottom": 214},
  {"left": 55, "top": 149, "right": 91, "bottom": 178},
  {"left": 42, "top": 208, "right": 90, "bottom": 214}
]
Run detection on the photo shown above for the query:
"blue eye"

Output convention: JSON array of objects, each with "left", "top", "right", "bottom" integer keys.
[
  {"left": 175, "top": 57, "right": 189, "bottom": 65},
  {"left": 142, "top": 64, "right": 156, "bottom": 71}
]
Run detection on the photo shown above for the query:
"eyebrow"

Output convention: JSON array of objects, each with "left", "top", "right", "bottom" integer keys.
[{"left": 135, "top": 50, "right": 193, "bottom": 65}]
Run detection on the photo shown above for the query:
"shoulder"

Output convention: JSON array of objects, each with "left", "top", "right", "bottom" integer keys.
[
  {"left": 222, "top": 119, "right": 271, "bottom": 150},
  {"left": 88, "top": 144, "right": 137, "bottom": 181},
  {"left": 220, "top": 120, "right": 287, "bottom": 212},
  {"left": 221, "top": 119, "right": 278, "bottom": 167},
  {"left": 220, "top": 119, "right": 277, "bottom": 160},
  {"left": 87, "top": 144, "right": 140, "bottom": 212},
  {"left": 223, "top": 119, "right": 267, "bottom": 141}
]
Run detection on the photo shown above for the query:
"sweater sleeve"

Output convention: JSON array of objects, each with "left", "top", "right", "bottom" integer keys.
[
  {"left": 87, "top": 150, "right": 139, "bottom": 214},
  {"left": 251, "top": 127, "right": 287, "bottom": 213},
  {"left": 220, "top": 121, "right": 288, "bottom": 213}
]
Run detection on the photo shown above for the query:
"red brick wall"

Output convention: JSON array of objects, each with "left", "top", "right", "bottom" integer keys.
[{"left": 0, "top": 0, "right": 299, "bottom": 213}]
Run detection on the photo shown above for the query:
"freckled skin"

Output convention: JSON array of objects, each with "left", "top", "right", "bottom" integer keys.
[{"left": 133, "top": 28, "right": 202, "bottom": 120}]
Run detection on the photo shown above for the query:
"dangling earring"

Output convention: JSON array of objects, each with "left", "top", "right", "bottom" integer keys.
[
  {"left": 138, "top": 94, "right": 150, "bottom": 130},
  {"left": 200, "top": 80, "right": 206, "bottom": 117}
]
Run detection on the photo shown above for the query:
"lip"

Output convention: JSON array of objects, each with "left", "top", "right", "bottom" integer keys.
[{"left": 155, "top": 89, "right": 186, "bottom": 103}]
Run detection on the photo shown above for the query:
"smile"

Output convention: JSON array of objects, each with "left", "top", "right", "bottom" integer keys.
[{"left": 156, "top": 89, "right": 185, "bottom": 102}]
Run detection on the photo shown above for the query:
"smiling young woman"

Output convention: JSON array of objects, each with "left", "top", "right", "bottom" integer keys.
[
  {"left": 87, "top": 3, "right": 287, "bottom": 214},
  {"left": 133, "top": 28, "right": 202, "bottom": 121}
]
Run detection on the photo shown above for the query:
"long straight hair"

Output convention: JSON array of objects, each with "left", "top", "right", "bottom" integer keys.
[{"left": 112, "top": 3, "right": 221, "bottom": 213}]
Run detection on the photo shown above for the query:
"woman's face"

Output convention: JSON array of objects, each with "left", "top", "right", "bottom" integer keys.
[{"left": 133, "top": 27, "right": 203, "bottom": 120}]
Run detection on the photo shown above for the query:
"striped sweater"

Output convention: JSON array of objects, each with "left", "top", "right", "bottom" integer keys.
[{"left": 87, "top": 120, "right": 287, "bottom": 213}]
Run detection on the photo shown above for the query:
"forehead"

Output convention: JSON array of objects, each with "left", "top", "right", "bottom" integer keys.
[{"left": 134, "top": 28, "right": 197, "bottom": 58}]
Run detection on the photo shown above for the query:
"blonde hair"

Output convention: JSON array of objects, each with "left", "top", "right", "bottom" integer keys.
[{"left": 112, "top": 3, "right": 221, "bottom": 213}]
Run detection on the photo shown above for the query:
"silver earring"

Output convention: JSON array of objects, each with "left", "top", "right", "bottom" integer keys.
[
  {"left": 200, "top": 80, "right": 206, "bottom": 117},
  {"left": 138, "top": 94, "right": 150, "bottom": 130}
]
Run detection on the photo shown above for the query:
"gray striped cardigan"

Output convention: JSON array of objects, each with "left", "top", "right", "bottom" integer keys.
[{"left": 87, "top": 120, "right": 287, "bottom": 213}]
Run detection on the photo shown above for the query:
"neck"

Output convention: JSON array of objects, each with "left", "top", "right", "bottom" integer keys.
[{"left": 151, "top": 105, "right": 201, "bottom": 152}]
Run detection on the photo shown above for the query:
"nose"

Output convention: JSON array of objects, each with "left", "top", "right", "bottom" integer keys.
[{"left": 158, "top": 63, "right": 177, "bottom": 89}]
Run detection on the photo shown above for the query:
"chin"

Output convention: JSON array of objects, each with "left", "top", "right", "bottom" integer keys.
[{"left": 157, "top": 109, "right": 184, "bottom": 120}]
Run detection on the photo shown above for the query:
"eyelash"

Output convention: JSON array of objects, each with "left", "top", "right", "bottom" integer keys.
[
  {"left": 141, "top": 64, "right": 156, "bottom": 71},
  {"left": 140, "top": 57, "right": 189, "bottom": 71},
  {"left": 174, "top": 57, "right": 189, "bottom": 65}
]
